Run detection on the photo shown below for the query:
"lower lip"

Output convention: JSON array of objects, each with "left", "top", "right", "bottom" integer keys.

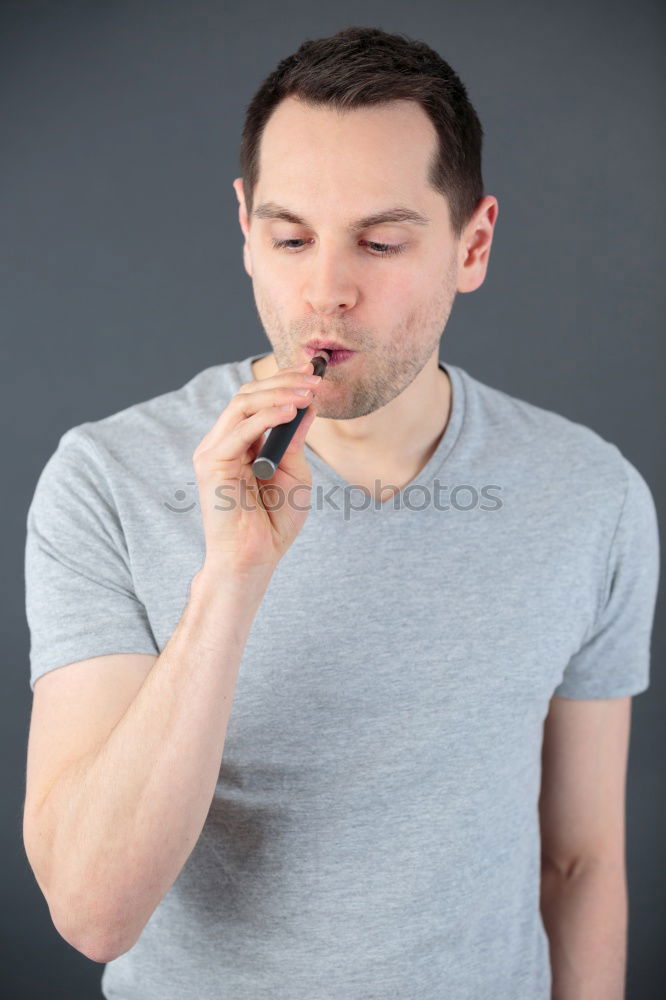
[{"left": 306, "top": 348, "right": 356, "bottom": 367}]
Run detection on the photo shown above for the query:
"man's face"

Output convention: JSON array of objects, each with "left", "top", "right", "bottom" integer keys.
[{"left": 234, "top": 96, "right": 462, "bottom": 420}]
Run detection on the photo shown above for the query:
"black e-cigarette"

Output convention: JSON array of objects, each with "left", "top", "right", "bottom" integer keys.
[{"left": 252, "top": 350, "right": 330, "bottom": 480}]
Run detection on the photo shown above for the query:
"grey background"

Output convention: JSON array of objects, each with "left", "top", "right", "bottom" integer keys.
[{"left": 3, "top": 0, "right": 664, "bottom": 996}]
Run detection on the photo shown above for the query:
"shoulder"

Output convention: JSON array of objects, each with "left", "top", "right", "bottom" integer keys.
[
  {"left": 452, "top": 365, "right": 657, "bottom": 548},
  {"left": 53, "top": 360, "right": 242, "bottom": 467},
  {"left": 457, "top": 364, "right": 644, "bottom": 489}
]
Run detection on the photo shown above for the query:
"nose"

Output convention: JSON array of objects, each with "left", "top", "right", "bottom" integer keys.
[{"left": 303, "top": 246, "right": 359, "bottom": 315}]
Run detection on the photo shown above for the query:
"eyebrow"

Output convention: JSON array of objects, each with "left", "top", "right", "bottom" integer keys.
[{"left": 252, "top": 201, "right": 430, "bottom": 233}]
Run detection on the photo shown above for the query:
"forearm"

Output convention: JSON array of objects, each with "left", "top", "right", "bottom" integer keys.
[
  {"left": 540, "top": 857, "right": 628, "bottom": 1000},
  {"left": 36, "top": 567, "right": 271, "bottom": 961}
]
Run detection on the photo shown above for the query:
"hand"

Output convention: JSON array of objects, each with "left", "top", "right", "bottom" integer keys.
[{"left": 192, "top": 360, "right": 322, "bottom": 577}]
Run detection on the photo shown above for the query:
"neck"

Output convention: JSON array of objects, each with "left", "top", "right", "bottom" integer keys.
[
  {"left": 251, "top": 351, "right": 452, "bottom": 478},
  {"left": 311, "top": 363, "right": 450, "bottom": 464}
]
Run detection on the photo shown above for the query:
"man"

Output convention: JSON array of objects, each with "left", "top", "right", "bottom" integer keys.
[{"left": 23, "top": 26, "right": 659, "bottom": 1000}]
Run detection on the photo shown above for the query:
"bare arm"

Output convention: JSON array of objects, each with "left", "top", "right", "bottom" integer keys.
[
  {"left": 540, "top": 857, "right": 628, "bottom": 999},
  {"left": 29, "top": 566, "right": 272, "bottom": 963},
  {"left": 27, "top": 358, "right": 322, "bottom": 963}
]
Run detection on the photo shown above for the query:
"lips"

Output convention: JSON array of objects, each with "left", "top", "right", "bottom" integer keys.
[
  {"left": 304, "top": 345, "right": 355, "bottom": 367},
  {"left": 306, "top": 339, "right": 353, "bottom": 352}
]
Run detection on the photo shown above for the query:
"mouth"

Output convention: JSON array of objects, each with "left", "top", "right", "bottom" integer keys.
[{"left": 305, "top": 340, "right": 357, "bottom": 366}]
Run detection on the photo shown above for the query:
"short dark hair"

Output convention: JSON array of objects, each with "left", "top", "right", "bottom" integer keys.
[{"left": 239, "top": 26, "right": 485, "bottom": 240}]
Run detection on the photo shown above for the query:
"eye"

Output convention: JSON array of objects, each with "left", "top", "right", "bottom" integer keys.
[
  {"left": 364, "top": 241, "right": 407, "bottom": 257},
  {"left": 270, "top": 238, "right": 407, "bottom": 258}
]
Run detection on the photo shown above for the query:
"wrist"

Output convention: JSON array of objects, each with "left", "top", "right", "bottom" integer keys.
[
  {"left": 190, "top": 563, "right": 274, "bottom": 606},
  {"left": 177, "top": 566, "right": 271, "bottom": 655}
]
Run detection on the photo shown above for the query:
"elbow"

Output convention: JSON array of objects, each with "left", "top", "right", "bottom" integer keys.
[
  {"left": 56, "top": 919, "right": 133, "bottom": 965},
  {"left": 75, "top": 938, "right": 118, "bottom": 965},
  {"left": 51, "top": 906, "right": 114, "bottom": 964},
  {"left": 51, "top": 897, "right": 137, "bottom": 965},
  {"left": 23, "top": 813, "right": 138, "bottom": 963}
]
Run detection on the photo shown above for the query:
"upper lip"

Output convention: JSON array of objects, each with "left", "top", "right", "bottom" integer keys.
[{"left": 306, "top": 339, "right": 354, "bottom": 352}]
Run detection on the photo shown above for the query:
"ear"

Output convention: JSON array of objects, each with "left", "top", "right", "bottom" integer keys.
[
  {"left": 233, "top": 178, "right": 253, "bottom": 278},
  {"left": 456, "top": 196, "right": 499, "bottom": 294}
]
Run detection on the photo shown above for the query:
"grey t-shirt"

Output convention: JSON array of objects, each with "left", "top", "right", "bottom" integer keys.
[{"left": 24, "top": 353, "right": 660, "bottom": 999}]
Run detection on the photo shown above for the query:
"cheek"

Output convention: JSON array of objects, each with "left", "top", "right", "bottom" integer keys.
[
  {"left": 373, "top": 268, "right": 422, "bottom": 309},
  {"left": 253, "top": 267, "right": 289, "bottom": 311}
]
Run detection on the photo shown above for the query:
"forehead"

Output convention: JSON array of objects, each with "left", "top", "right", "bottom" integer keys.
[{"left": 256, "top": 96, "right": 439, "bottom": 195}]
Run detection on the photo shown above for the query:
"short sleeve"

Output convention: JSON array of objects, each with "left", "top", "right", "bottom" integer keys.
[
  {"left": 24, "top": 426, "right": 159, "bottom": 692},
  {"left": 553, "top": 456, "right": 660, "bottom": 699}
]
